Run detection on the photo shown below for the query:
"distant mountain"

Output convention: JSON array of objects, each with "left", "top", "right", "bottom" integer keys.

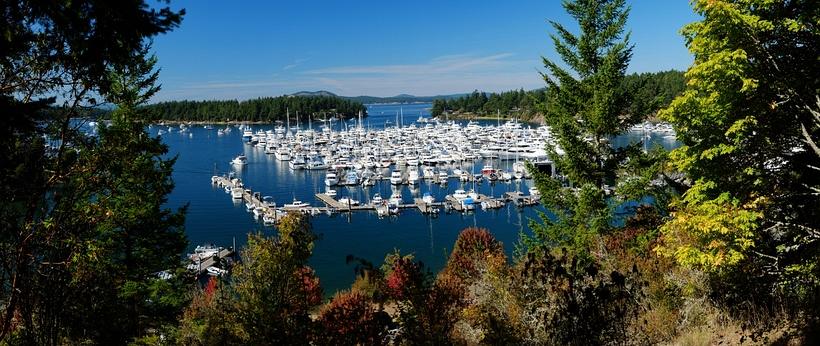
[
  {"left": 343, "top": 93, "right": 468, "bottom": 105},
  {"left": 287, "top": 90, "right": 469, "bottom": 104},
  {"left": 289, "top": 90, "right": 338, "bottom": 97}
]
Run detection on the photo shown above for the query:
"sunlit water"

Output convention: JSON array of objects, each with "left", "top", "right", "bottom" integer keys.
[{"left": 150, "top": 103, "right": 679, "bottom": 294}]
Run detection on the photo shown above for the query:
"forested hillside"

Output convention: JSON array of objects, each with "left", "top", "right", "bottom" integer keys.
[
  {"left": 431, "top": 70, "right": 685, "bottom": 120},
  {"left": 140, "top": 95, "right": 367, "bottom": 122}
]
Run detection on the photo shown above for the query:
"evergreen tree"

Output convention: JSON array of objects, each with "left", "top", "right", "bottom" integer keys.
[
  {"left": 62, "top": 50, "right": 189, "bottom": 342},
  {"left": 0, "top": 1, "right": 185, "bottom": 343},
  {"left": 525, "top": 0, "right": 655, "bottom": 258}
]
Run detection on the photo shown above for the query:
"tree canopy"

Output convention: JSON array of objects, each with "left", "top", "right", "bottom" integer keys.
[
  {"left": 657, "top": 0, "right": 820, "bottom": 314},
  {"left": 139, "top": 95, "right": 368, "bottom": 122},
  {"left": 430, "top": 70, "right": 684, "bottom": 121}
]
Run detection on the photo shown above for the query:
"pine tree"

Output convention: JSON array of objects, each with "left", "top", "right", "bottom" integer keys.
[{"left": 525, "top": 0, "right": 657, "bottom": 258}]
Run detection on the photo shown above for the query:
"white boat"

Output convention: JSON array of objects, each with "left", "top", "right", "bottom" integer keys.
[
  {"left": 344, "top": 171, "right": 359, "bottom": 185},
  {"left": 360, "top": 177, "right": 373, "bottom": 186},
  {"left": 275, "top": 148, "right": 291, "bottom": 161},
  {"left": 408, "top": 169, "right": 420, "bottom": 185},
  {"left": 513, "top": 161, "right": 527, "bottom": 179},
  {"left": 245, "top": 202, "right": 255, "bottom": 211},
  {"left": 459, "top": 171, "right": 470, "bottom": 182},
  {"left": 325, "top": 189, "right": 337, "bottom": 197},
  {"left": 263, "top": 214, "right": 276, "bottom": 225},
  {"left": 252, "top": 207, "right": 264, "bottom": 218},
  {"left": 289, "top": 154, "right": 306, "bottom": 170},
  {"left": 324, "top": 172, "right": 338, "bottom": 186},
  {"left": 390, "top": 170, "right": 402, "bottom": 185},
  {"left": 437, "top": 171, "right": 448, "bottom": 183},
  {"left": 529, "top": 186, "right": 540, "bottom": 196},
  {"left": 339, "top": 197, "right": 360, "bottom": 206},
  {"left": 423, "top": 166, "right": 435, "bottom": 179},
  {"left": 452, "top": 189, "right": 468, "bottom": 200},
  {"left": 231, "top": 154, "right": 248, "bottom": 165},
  {"left": 422, "top": 192, "right": 435, "bottom": 204},
  {"left": 372, "top": 193, "right": 384, "bottom": 205},
  {"left": 376, "top": 205, "right": 389, "bottom": 217},
  {"left": 306, "top": 155, "right": 328, "bottom": 170},
  {"left": 231, "top": 187, "right": 244, "bottom": 199},
  {"left": 284, "top": 199, "right": 310, "bottom": 208},
  {"left": 206, "top": 266, "right": 227, "bottom": 276},
  {"left": 389, "top": 192, "right": 402, "bottom": 206}
]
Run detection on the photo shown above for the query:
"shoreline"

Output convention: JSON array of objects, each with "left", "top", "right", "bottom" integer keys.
[
  {"left": 439, "top": 113, "right": 545, "bottom": 125},
  {"left": 150, "top": 119, "right": 355, "bottom": 125}
]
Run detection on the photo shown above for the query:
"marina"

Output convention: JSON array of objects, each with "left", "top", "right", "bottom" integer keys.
[{"left": 154, "top": 103, "right": 679, "bottom": 293}]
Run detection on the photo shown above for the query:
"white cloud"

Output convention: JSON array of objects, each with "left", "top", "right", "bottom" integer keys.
[
  {"left": 303, "top": 53, "right": 516, "bottom": 76},
  {"left": 154, "top": 53, "right": 544, "bottom": 100}
]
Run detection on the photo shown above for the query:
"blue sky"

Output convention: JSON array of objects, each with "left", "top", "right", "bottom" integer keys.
[{"left": 151, "top": 1, "right": 699, "bottom": 101}]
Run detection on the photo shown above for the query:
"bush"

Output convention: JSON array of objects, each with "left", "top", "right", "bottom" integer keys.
[{"left": 316, "top": 290, "right": 391, "bottom": 345}]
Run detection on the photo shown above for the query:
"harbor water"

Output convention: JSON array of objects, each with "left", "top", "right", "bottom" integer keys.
[{"left": 156, "top": 103, "right": 680, "bottom": 294}]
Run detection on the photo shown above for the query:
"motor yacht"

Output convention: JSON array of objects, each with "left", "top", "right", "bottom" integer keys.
[
  {"left": 390, "top": 170, "right": 403, "bottom": 185},
  {"left": 324, "top": 172, "right": 338, "bottom": 186},
  {"left": 422, "top": 192, "right": 435, "bottom": 204},
  {"left": 408, "top": 169, "right": 419, "bottom": 185},
  {"left": 231, "top": 154, "right": 248, "bottom": 165}
]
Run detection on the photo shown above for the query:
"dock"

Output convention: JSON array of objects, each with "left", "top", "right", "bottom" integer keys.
[
  {"left": 212, "top": 174, "right": 538, "bottom": 223},
  {"left": 190, "top": 247, "right": 234, "bottom": 276},
  {"left": 504, "top": 191, "right": 539, "bottom": 207}
]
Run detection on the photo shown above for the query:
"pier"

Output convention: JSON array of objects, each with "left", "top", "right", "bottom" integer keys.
[
  {"left": 189, "top": 247, "right": 234, "bottom": 276},
  {"left": 212, "top": 174, "right": 539, "bottom": 223}
]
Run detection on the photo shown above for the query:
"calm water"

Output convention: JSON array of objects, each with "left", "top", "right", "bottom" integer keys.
[{"left": 155, "top": 103, "right": 679, "bottom": 294}]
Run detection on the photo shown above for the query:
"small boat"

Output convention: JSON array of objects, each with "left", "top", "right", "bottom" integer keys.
[
  {"left": 481, "top": 164, "right": 496, "bottom": 175},
  {"left": 231, "top": 154, "right": 248, "bottom": 165},
  {"left": 245, "top": 202, "right": 255, "bottom": 211},
  {"left": 252, "top": 207, "right": 264, "bottom": 218},
  {"left": 438, "top": 171, "right": 449, "bottom": 182},
  {"left": 206, "top": 266, "right": 227, "bottom": 276},
  {"left": 344, "top": 171, "right": 359, "bottom": 186},
  {"left": 231, "top": 187, "right": 244, "bottom": 199},
  {"left": 408, "top": 169, "right": 420, "bottom": 185},
  {"left": 263, "top": 214, "right": 276, "bottom": 225},
  {"left": 288, "top": 154, "right": 306, "bottom": 170},
  {"left": 389, "top": 192, "right": 402, "bottom": 206},
  {"left": 452, "top": 189, "right": 468, "bottom": 200},
  {"left": 325, "top": 189, "right": 337, "bottom": 197},
  {"left": 339, "top": 197, "right": 360, "bottom": 206},
  {"left": 422, "top": 192, "right": 435, "bottom": 204},
  {"left": 372, "top": 193, "right": 384, "bottom": 205},
  {"left": 376, "top": 205, "right": 389, "bottom": 217},
  {"left": 324, "top": 172, "right": 338, "bottom": 186},
  {"left": 390, "top": 170, "right": 403, "bottom": 185},
  {"left": 529, "top": 186, "right": 540, "bottom": 196},
  {"left": 275, "top": 148, "right": 291, "bottom": 161},
  {"left": 284, "top": 199, "right": 310, "bottom": 208}
]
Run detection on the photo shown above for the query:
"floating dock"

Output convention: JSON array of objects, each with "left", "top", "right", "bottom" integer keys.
[
  {"left": 189, "top": 247, "right": 234, "bottom": 276},
  {"left": 212, "top": 174, "right": 538, "bottom": 224}
]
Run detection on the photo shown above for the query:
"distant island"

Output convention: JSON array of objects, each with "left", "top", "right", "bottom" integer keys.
[
  {"left": 140, "top": 95, "right": 367, "bottom": 123},
  {"left": 431, "top": 70, "right": 685, "bottom": 122},
  {"left": 287, "top": 90, "right": 468, "bottom": 105}
]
